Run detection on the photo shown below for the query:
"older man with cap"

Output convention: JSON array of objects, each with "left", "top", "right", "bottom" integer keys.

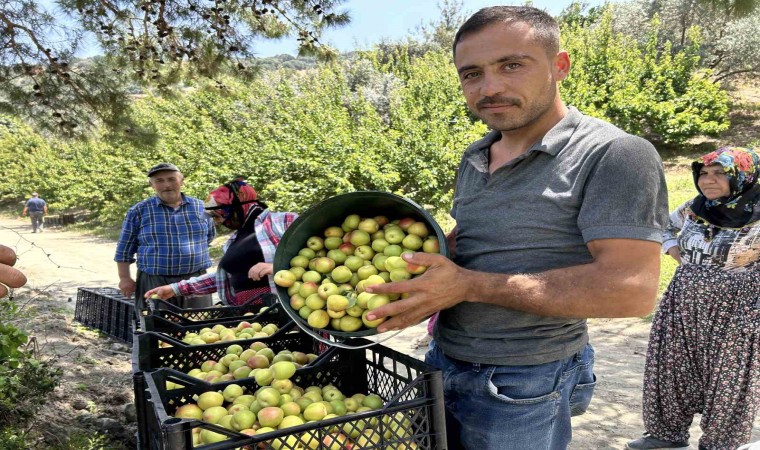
[{"left": 114, "top": 163, "right": 215, "bottom": 315}]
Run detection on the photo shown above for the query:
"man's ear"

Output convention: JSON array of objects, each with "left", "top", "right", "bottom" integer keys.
[{"left": 553, "top": 51, "right": 571, "bottom": 81}]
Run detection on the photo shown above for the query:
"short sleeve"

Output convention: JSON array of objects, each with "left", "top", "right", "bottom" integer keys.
[{"left": 578, "top": 135, "right": 668, "bottom": 243}]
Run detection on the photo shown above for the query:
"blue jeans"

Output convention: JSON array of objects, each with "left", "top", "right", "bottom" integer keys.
[{"left": 425, "top": 341, "right": 597, "bottom": 450}]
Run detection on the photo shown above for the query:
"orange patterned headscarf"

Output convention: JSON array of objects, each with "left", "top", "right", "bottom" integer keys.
[{"left": 204, "top": 179, "right": 262, "bottom": 229}]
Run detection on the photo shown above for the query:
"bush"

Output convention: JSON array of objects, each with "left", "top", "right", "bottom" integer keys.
[
  {"left": 561, "top": 9, "right": 730, "bottom": 145},
  {"left": 0, "top": 301, "right": 62, "bottom": 430}
]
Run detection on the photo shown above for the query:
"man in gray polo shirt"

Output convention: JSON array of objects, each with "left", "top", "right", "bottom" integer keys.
[{"left": 365, "top": 6, "right": 668, "bottom": 450}]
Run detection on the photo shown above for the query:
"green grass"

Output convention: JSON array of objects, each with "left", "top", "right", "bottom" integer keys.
[{"left": 665, "top": 170, "right": 696, "bottom": 210}]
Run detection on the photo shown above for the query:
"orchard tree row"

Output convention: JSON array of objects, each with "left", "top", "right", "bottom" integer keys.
[{"left": 0, "top": 6, "right": 731, "bottom": 225}]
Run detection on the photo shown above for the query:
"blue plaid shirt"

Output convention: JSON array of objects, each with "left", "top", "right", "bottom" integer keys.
[{"left": 114, "top": 194, "right": 215, "bottom": 275}]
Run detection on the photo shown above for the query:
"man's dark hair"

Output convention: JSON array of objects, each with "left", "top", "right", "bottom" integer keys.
[{"left": 453, "top": 6, "right": 559, "bottom": 57}]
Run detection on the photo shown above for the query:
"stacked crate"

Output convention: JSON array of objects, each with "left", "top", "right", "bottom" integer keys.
[
  {"left": 76, "top": 288, "right": 448, "bottom": 449},
  {"left": 74, "top": 287, "right": 135, "bottom": 343}
]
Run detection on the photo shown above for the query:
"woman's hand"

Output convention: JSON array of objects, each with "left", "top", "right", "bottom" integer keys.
[
  {"left": 0, "top": 245, "right": 26, "bottom": 298},
  {"left": 248, "top": 263, "right": 273, "bottom": 281},
  {"left": 667, "top": 247, "right": 682, "bottom": 264},
  {"left": 143, "top": 285, "right": 175, "bottom": 300}
]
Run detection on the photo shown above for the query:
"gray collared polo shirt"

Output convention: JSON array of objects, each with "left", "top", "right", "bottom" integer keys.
[{"left": 435, "top": 106, "right": 668, "bottom": 366}]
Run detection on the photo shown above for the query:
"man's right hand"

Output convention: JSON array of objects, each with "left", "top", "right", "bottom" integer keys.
[
  {"left": 144, "top": 285, "right": 175, "bottom": 300},
  {"left": 119, "top": 277, "right": 136, "bottom": 298}
]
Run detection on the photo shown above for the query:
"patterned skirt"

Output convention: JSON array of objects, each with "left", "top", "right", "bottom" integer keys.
[{"left": 642, "top": 264, "right": 760, "bottom": 450}]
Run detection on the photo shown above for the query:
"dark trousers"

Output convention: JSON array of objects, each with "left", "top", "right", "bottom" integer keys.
[{"left": 29, "top": 211, "right": 44, "bottom": 232}]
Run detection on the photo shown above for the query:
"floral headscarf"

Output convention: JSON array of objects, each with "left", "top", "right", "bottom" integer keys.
[
  {"left": 204, "top": 179, "right": 265, "bottom": 229},
  {"left": 690, "top": 147, "right": 760, "bottom": 228}
]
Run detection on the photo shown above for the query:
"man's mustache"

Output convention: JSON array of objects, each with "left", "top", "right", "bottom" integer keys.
[{"left": 476, "top": 96, "right": 521, "bottom": 109}]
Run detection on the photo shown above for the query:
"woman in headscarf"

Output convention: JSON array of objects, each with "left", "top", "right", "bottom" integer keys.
[
  {"left": 145, "top": 179, "right": 297, "bottom": 306},
  {"left": 627, "top": 147, "right": 760, "bottom": 450}
]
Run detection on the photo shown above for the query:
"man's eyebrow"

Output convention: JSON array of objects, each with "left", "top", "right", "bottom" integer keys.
[{"left": 456, "top": 53, "right": 534, "bottom": 75}]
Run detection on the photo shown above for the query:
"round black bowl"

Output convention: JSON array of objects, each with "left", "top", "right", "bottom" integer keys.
[{"left": 273, "top": 191, "right": 450, "bottom": 338}]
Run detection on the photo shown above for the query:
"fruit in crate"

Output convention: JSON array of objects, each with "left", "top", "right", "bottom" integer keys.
[
  {"left": 274, "top": 213, "right": 441, "bottom": 333},
  {"left": 176, "top": 380, "right": 412, "bottom": 447},
  {"left": 175, "top": 320, "right": 280, "bottom": 346},
  {"left": 164, "top": 341, "right": 318, "bottom": 388}
]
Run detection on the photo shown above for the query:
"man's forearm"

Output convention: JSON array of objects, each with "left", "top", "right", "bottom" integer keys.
[
  {"left": 464, "top": 241, "right": 661, "bottom": 319},
  {"left": 117, "top": 262, "right": 133, "bottom": 280}
]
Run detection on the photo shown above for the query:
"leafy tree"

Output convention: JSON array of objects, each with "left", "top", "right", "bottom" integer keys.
[
  {"left": 0, "top": 0, "right": 349, "bottom": 136},
  {"left": 609, "top": 0, "right": 760, "bottom": 81},
  {"left": 561, "top": 8, "right": 730, "bottom": 144}
]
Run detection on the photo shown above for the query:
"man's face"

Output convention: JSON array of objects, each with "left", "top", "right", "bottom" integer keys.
[
  {"left": 149, "top": 171, "right": 184, "bottom": 204},
  {"left": 454, "top": 22, "right": 567, "bottom": 132}
]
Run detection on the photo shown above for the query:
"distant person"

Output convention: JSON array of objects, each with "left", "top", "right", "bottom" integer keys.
[
  {"left": 0, "top": 244, "right": 26, "bottom": 298},
  {"left": 145, "top": 179, "right": 297, "bottom": 306},
  {"left": 627, "top": 147, "right": 760, "bottom": 450},
  {"left": 114, "top": 163, "right": 215, "bottom": 315},
  {"left": 363, "top": 6, "right": 667, "bottom": 449},
  {"left": 22, "top": 192, "right": 48, "bottom": 233}
]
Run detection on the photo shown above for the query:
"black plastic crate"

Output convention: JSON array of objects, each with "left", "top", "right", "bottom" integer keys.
[
  {"left": 147, "top": 294, "right": 277, "bottom": 325},
  {"left": 75, "top": 287, "right": 135, "bottom": 344},
  {"left": 142, "top": 340, "right": 447, "bottom": 450},
  {"left": 131, "top": 329, "right": 331, "bottom": 441},
  {"left": 132, "top": 329, "right": 327, "bottom": 376},
  {"left": 139, "top": 305, "right": 293, "bottom": 338},
  {"left": 132, "top": 313, "right": 301, "bottom": 449}
]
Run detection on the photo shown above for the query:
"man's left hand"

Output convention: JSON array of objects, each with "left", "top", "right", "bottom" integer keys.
[{"left": 364, "top": 252, "right": 470, "bottom": 333}]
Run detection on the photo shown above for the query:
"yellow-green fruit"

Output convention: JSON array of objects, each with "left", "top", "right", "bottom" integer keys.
[
  {"left": 200, "top": 429, "right": 228, "bottom": 444},
  {"left": 389, "top": 268, "right": 412, "bottom": 282},
  {"left": 339, "top": 315, "right": 363, "bottom": 332},
  {"left": 232, "top": 394, "right": 256, "bottom": 408},
  {"left": 327, "top": 308, "right": 346, "bottom": 319},
  {"left": 256, "top": 387, "right": 281, "bottom": 408},
  {"left": 356, "top": 291, "right": 374, "bottom": 309},
  {"left": 231, "top": 409, "right": 256, "bottom": 431},
  {"left": 356, "top": 429, "right": 383, "bottom": 448},
  {"left": 280, "top": 401, "right": 301, "bottom": 417},
  {"left": 329, "top": 400, "right": 348, "bottom": 416},
  {"left": 346, "top": 305, "right": 364, "bottom": 317},
  {"left": 201, "top": 406, "right": 228, "bottom": 424},
  {"left": 196, "top": 391, "right": 224, "bottom": 410},
  {"left": 307, "top": 309, "right": 330, "bottom": 329},
  {"left": 271, "top": 434, "right": 302, "bottom": 450},
  {"left": 222, "top": 384, "right": 244, "bottom": 402},
  {"left": 367, "top": 294, "right": 391, "bottom": 310},
  {"left": 270, "top": 361, "right": 297, "bottom": 380},
  {"left": 174, "top": 404, "right": 203, "bottom": 420},
  {"left": 278, "top": 415, "right": 305, "bottom": 429},
  {"left": 303, "top": 401, "right": 329, "bottom": 421},
  {"left": 257, "top": 406, "right": 285, "bottom": 428},
  {"left": 326, "top": 295, "right": 349, "bottom": 311},
  {"left": 217, "top": 414, "right": 235, "bottom": 430},
  {"left": 362, "top": 310, "right": 385, "bottom": 328},
  {"left": 362, "top": 394, "right": 384, "bottom": 409}
]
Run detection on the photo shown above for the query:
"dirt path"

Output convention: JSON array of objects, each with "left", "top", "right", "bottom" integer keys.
[
  {"left": 1, "top": 215, "right": 120, "bottom": 305},
  {"left": 2, "top": 215, "right": 758, "bottom": 449}
]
